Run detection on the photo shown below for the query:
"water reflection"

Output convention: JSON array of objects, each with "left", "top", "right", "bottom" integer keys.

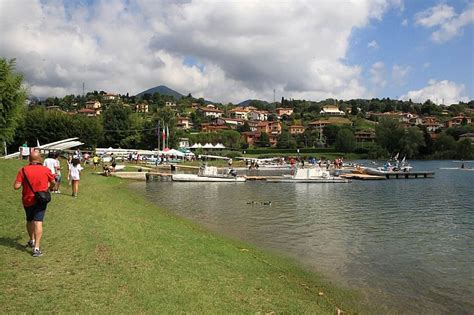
[{"left": 130, "top": 161, "right": 474, "bottom": 313}]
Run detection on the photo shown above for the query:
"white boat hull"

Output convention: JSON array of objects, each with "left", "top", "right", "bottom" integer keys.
[{"left": 172, "top": 174, "right": 246, "bottom": 182}]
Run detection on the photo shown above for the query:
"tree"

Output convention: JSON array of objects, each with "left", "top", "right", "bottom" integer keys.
[
  {"left": 375, "top": 118, "right": 404, "bottom": 155},
  {"left": 335, "top": 129, "right": 356, "bottom": 153},
  {"left": 259, "top": 132, "right": 270, "bottom": 147},
  {"left": 0, "top": 59, "right": 26, "bottom": 153},
  {"left": 277, "top": 131, "right": 291, "bottom": 148},
  {"left": 456, "top": 139, "right": 473, "bottom": 159},
  {"left": 323, "top": 125, "right": 341, "bottom": 145},
  {"left": 399, "top": 127, "right": 424, "bottom": 158},
  {"left": 102, "top": 104, "right": 133, "bottom": 148}
]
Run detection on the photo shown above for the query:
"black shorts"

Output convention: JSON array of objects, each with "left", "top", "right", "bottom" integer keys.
[{"left": 24, "top": 203, "right": 47, "bottom": 222}]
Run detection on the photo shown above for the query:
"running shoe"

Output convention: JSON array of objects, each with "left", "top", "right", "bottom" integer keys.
[{"left": 32, "top": 249, "right": 43, "bottom": 257}]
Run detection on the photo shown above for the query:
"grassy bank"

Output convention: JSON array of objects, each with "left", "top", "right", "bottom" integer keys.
[{"left": 0, "top": 159, "right": 364, "bottom": 313}]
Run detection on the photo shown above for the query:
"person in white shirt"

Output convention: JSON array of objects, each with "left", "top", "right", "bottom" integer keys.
[
  {"left": 43, "top": 152, "right": 56, "bottom": 174},
  {"left": 68, "top": 158, "right": 83, "bottom": 197}
]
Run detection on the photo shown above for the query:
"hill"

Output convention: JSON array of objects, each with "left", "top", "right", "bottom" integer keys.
[
  {"left": 238, "top": 99, "right": 269, "bottom": 107},
  {"left": 136, "top": 85, "right": 184, "bottom": 99}
]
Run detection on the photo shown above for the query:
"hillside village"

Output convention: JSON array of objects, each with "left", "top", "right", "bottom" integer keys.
[{"left": 31, "top": 86, "right": 474, "bottom": 157}]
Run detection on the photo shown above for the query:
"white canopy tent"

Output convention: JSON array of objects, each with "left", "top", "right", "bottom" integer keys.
[
  {"left": 202, "top": 143, "right": 214, "bottom": 149},
  {"left": 214, "top": 143, "right": 226, "bottom": 149}
]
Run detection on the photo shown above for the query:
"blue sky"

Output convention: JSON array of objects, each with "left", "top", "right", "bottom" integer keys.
[
  {"left": 0, "top": 0, "right": 472, "bottom": 104},
  {"left": 347, "top": 0, "right": 473, "bottom": 102}
]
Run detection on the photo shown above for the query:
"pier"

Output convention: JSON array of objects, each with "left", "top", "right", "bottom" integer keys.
[{"left": 378, "top": 171, "right": 435, "bottom": 179}]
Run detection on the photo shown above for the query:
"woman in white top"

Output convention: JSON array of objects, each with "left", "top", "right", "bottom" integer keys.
[{"left": 68, "top": 158, "right": 83, "bottom": 197}]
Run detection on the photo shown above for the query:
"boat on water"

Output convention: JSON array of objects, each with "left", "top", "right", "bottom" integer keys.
[
  {"left": 171, "top": 165, "right": 246, "bottom": 182},
  {"left": 363, "top": 158, "right": 413, "bottom": 175},
  {"left": 266, "top": 166, "right": 350, "bottom": 183}
]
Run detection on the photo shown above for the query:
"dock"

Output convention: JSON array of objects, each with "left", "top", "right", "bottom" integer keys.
[
  {"left": 145, "top": 172, "right": 173, "bottom": 181},
  {"left": 378, "top": 171, "right": 435, "bottom": 179},
  {"left": 340, "top": 173, "right": 386, "bottom": 180}
]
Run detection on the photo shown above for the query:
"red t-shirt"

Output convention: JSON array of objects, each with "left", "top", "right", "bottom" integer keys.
[{"left": 15, "top": 164, "right": 55, "bottom": 207}]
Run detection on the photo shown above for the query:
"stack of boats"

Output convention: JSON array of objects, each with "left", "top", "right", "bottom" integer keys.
[
  {"left": 171, "top": 165, "right": 246, "bottom": 182},
  {"left": 171, "top": 164, "right": 349, "bottom": 183},
  {"left": 266, "top": 167, "right": 350, "bottom": 183}
]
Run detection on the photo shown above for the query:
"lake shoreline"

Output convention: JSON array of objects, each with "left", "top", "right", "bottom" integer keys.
[{"left": 0, "top": 159, "right": 368, "bottom": 313}]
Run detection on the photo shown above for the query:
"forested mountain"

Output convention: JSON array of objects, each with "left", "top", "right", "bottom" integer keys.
[{"left": 136, "top": 85, "right": 184, "bottom": 99}]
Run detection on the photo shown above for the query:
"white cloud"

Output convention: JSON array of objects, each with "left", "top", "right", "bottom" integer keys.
[
  {"left": 400, "top": 80, "right": 468, "bottom": 105},
  {"left": 423, "top": 62, "right": 431, "bottom": 68},
  {"left": 0, "top": 0, "right": 406, "bottom": 102},
  {"left": 392, "top": 65, "right": 411, "bottom": 85},
  {"left": 401, "top": 18, "right": 408, "bottom": 26},
  {"left": 415, "top": 3, "right": 474, "bottom": 43},
  {"left": 367, "top": 40, "right": 379, "bottom": 49},
  {"left": 370, "top": 62, "right": 387, "bottom": 88},
  {"left": 415, "top": 4, "right": 456, "bottom": 27}
]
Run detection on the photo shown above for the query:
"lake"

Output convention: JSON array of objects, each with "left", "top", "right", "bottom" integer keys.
[{"left": 130, "top": 160, "right": 474, "bottom": 314}]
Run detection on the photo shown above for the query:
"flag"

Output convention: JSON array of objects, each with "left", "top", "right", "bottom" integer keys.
[
  {"left": 394, "top": 152, "right": 399, "bottom": 161},
  {"left": 166, "top": 125, "right": 169, "bottom": 147}
]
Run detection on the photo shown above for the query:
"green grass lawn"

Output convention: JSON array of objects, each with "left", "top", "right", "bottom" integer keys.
[{"left": 0, "top": 159, "right": 365, "bottom": 313}]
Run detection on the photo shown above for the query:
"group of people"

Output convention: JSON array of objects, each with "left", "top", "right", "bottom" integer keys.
[{"left": 13, "top": 149, "right": 84, "bottom": 257}]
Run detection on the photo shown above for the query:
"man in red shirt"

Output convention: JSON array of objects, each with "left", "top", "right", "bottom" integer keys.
[{"left": 14, "top": 150, "right": 55, "bottom": 257}]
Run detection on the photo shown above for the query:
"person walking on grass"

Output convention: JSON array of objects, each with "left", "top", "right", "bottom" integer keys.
[
  {"left": 14, "top": 150, "right": 56, "bottom": 257},
  {"left": 68, "top": 158, "right": 83, "bottom": 197}
]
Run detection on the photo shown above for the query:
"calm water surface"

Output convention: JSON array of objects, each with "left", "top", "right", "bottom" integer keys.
[{"left": 130, "top": 160, "right": 474, "bottom": 314}]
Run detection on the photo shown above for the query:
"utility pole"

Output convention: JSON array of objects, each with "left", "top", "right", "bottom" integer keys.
[
  {"left": 273, "top": 89, "right": 276, "bottom": 103},
  {"left": 82, "top": 82, "right": 85, "bottom": 96}
]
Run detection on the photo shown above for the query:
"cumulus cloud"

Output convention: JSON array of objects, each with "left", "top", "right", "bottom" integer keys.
[
  {"left": 415, "top": 4, "right": 456, "bottom": 27},
  {"left": 367, "top": 40, "right": 379, "bottom": 49},
  {"left": 0, "top": 0, "right": 403, "bottom": 102},
  {"left": 401, "top": 18, "right": 408, "bottom": 26},
  {"left": 400, "top": 80, "right": 468, "bottom": 105},
  {"left": 370, "top": 62, "right": 387, "bottom": 88},
  {"left": 415, "top": 3, "right": 474, "bottom": 43}
]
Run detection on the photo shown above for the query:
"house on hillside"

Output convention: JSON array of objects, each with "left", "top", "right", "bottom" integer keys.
[
  {"left": 275, "top": 107, "right": 293, "bottom": 117},
  {"left": 248, "top": 110, "right": 268, "bottom": 121},
  {"left": 241, "top": 131, "right": 258, "bottom": 146},
  {"left": 308, "top": 120, "right": 333, "bottom": 129},
  {"left": 135, "top": 103, "right": 149, "bottom": 113},
  {"left": 165, "top": 101, "right": 177, "bottom": 107},
  {"left": 177, "top": 117, "right": 191, "bottom": 130},
  {"left": 103, "top": 93, "right": 117, "bottom": 101},
  {"left": 84, "top": 100, "right": 101, "bottom": 115},
  {"left": 288, "top": 125, "right": 305, "bottom": 135},
  {"left": 201, "top": 122, "right": 228, "bottom": 133},
  {"left": 445, "top": 116, "right": 472, "bottom": 128},
  {"left": 197, "top": 107, "right": 223, "bottom": 118},
  {"left": 216, "top": 117, "right": 244, "bottom": 129},
  {"left": 355, "top": 130, "right": 375, "bottom": 142},
  {"left": 78, "top": 108, "right": 99, "bottom": 117},
  {"left": 228, "top": 108, "right": 250, "bottom": 120},
  {"left": 247, "top": 120, "right": 260, "bottom": 132},
  {"left": 257, "top": 121, "right": 282, "bottom": 136},
  {"left": 320, "top": 105, "right": 344, "bottom": 116},
  {"left": 421, "top": 117, "right": 443, "bottom": 132}
]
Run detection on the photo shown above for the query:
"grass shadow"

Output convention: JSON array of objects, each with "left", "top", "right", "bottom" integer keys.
[{"left": 0, "top": 235, "right": 28, "bottom": 252}]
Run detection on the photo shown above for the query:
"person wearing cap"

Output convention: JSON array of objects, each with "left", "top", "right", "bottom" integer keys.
[{"left": 14, "top": 150, "right": 56, "bottom": 257}]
